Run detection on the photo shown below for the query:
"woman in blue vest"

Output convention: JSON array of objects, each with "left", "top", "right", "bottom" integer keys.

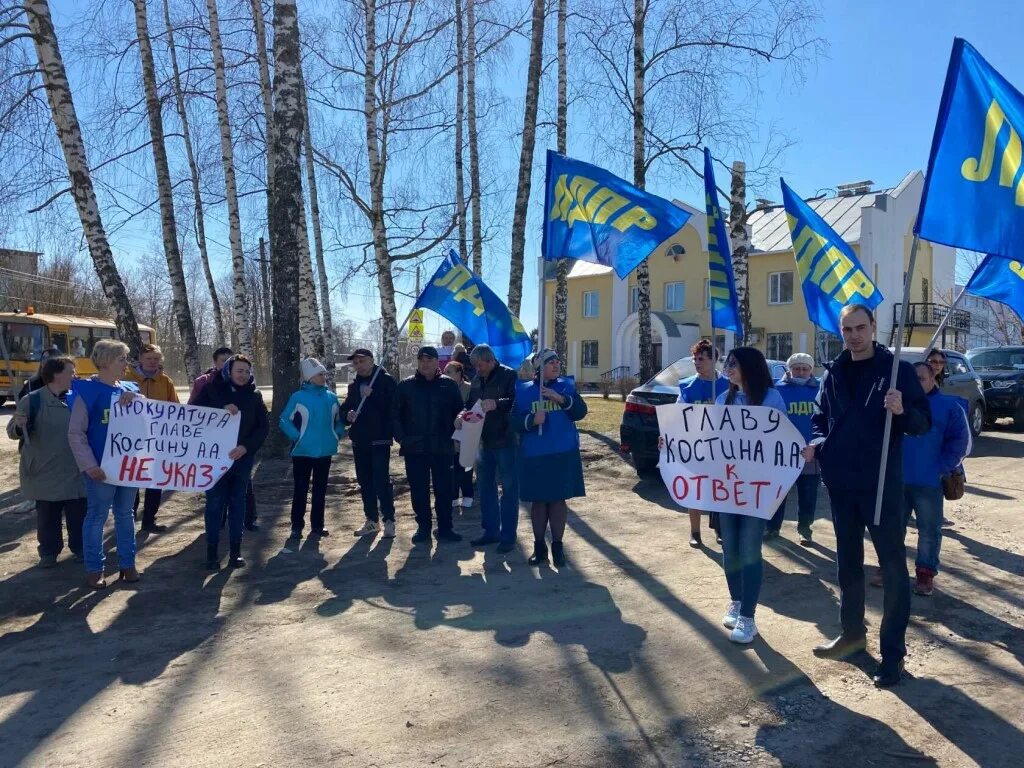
[
  {"left": 766, "top": 353, "right": 821, "bottom": 545},
  {"left": 716, "top": 347, "right": 787, "bottom": 644},
  {"left": 513, "top": 349, "right": 588, "bottom": 567},
  {"left": 902, "top": 362, "right": 971, "bottom": 596},
  {"left": 67, "top": 339, "right": 141, "bottom": 590},
  {"left": 279, "top": 358, "right": 345, "bottom": 542},
  {"left": 677, "top": 338, "right": 729, "bottom": 548}
]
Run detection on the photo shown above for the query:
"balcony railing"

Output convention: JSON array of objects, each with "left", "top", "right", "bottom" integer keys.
[
  {"left": 892, "top": 302, "right": 971, "bottom": 333},
  {"left": 601, "top": 365, "right": 633, "bottom": 382}
]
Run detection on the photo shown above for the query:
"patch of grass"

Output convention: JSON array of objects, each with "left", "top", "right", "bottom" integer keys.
[{"left": 579, "top": 396, "right": 624, "bottom": 434}]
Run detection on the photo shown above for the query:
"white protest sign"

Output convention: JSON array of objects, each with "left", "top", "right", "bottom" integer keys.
[
  {"left": 656, "top": 403, "right": 805, "bottom": 520},
  {"left": 453, "top": 402, "right": 485, "bottom": 470},
  {"left": 101, "top": 396, "right": 241, "bottom": 492}
]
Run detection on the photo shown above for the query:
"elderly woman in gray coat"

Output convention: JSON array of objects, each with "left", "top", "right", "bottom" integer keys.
[{"left": 6, "top": 355, "right": 85, "bottom": 567}]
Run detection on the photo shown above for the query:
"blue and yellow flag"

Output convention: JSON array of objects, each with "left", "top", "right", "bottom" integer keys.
[
  {"left": 414, "top": 251, "right": 532, "bottom": 367},
  {"left": 703, "top": 148, "right": 743, "bottom": 338},
  {"left": 965, "top": 254, "right": 1024, "bottom": 324},
  {"left": 542, "top": 150, "right": 692, "bottom": 279},
  {"left": 780, "top": 179, "right": 884, "bottom": 337},
  {"left": 917, "top": 38, "right": 1024, "bottom": 257}
]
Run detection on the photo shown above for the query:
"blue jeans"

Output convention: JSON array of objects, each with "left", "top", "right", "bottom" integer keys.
[
  {"left": 205, "top": 455, "right": 254, "bottom": 548},
  {"left": 903, "top": 485, "right": 944, "bottom": 573},
  {"left": 82, "top": 476, "right": 138, "bottom": 573},
  {"left": 477, "top": 444, "right": 519, "bottom": 543},
  {"left": 768, "top": 474, "right": 820, "bottom": 532},
  {"left": 719, "top": 512, "right": 767, "bottom": 618}
]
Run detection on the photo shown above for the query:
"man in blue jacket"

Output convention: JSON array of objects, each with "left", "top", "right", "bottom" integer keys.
[
  {"left": 805, "top": 304, "right": 931, "bottom": 687},
  {"left": 903, "top": 361, "right": 971, "bottom": 597}
]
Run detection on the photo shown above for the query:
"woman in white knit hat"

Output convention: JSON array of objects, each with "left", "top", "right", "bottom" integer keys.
[
  {"left": 766, "top": 352, "right": 821, "bottom": 545},
  {"left": 279, "top": 358, "right": 345, "bottom": 542}
]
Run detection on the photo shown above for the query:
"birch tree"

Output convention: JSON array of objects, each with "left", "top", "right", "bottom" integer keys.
[
  {"left": 453, "top": 0, "right": 468, "bottom": 260},
  {"left": 251, "top": 0, "right": 275, "bottom": 258},
  {"left": 553, "top": 0, "right": 568, "bottom": 370},
  {"left": 506, "top": 0, "right": 545, "bottom": 316},
  {"left": 161, "top": 0, "right": 225, "bottom": 346},
  {"left": 268, "top": 0, "right": 303, "bottom": 445},
  {"left": 206, "top": 0, "right": 252, "bottom": 356},
  {"left": 132, "top": 0, "right": 200, "bottom": 380},
  {"left": 21, "top": 0, "right": 143, "bottom": 353},
  {"left": 631, "top": 0, "right": 653, "bottom": 380},
  {"left": 729, "top": 160, "right": 751, "bottom": 338},
  {"left": 465, "top": 0, "right": 482, "bottom": 275}
]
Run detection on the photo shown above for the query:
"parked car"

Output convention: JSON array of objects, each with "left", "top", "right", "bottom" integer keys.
[
  {"left": 620, "top": 355, "right": 787, "bottom": 476},
  {"left": 897, "top": 347, "right": 986, "bottom": 438},
  {"left": 965, "top": 345, "right": 1024, "bottom": 429}
]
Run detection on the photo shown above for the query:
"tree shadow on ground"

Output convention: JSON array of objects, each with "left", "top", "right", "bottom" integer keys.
[
  {"left": 943, "top": 528, "right": 1024, "bottom": 579},
  {"left": 970, "top": 430, "right": 1024, "bottom": 459},
  {"left": 255, "top": 534, "right": 329, "bottom": 606},
  {"left": 0, "top": 535, "right": 230, "bottom": 766},
  {"left": 316, "top": 535, "right": 394, "bottom": 618}
]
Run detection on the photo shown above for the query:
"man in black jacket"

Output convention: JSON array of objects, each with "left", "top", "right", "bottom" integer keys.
[
  {"left": 341, "top": 349, "right": 397, "bottom": 539},
  {"left": 394, "top": 347, "right": 466, "bottom": 544},
  {"left": 461, "top": 343, "right": 519, "bottom": 553},
  {"left": 806, "top": 304, "right": 931, "bottom": 687}
]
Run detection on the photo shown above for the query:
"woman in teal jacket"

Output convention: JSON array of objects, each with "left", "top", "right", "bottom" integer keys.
[
  {"left": 513, "top": 349, "right": 588, "bottom": 567},
  {"left": 279, "top": 358, "right": 345, "bottom": 541}
]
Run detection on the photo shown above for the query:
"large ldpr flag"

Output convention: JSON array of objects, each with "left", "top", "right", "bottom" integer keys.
[
  {"left": 964, "top": 254, "right": 1024, "bottom": 323},
  {"left": 703, "top": 148, "right": 743, "bottom": 337},
  {"left": 542, "top": 150, "right": 692, "bottom": 278},
  {"left": 414, "top": 251, "right": 532, "bottom": 367},
  {"left": 780, "top": 179, "right": 884, "bottom": 337},
  {"left": 916, "top": 38, "right": 1024, "bottom": 257}
]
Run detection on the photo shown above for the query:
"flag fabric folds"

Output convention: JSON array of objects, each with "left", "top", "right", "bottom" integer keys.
[
  {"left": 780, "top": 179, "right": 884, "bottom": 337},
  {"left": 414, "top": 251, "right": 533, "bottom": 367},
  {"left": 964, "top": 254, "right": 1024, "bottom": 323},
  {"left": 916, "top": 38, "right": 1024, "bottom": 258},
  {"left": 542, "top": 150, "right": 692, "bottom": 279},
  {"left": 703, "top": 148, "right": 743, "bottom": 338}
]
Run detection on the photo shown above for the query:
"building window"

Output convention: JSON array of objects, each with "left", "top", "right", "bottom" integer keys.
[
  {"left": 582, "top": 340, "right": 599, "bottom": 367},
  {"left": 583, "top": 290, "right": 600, "bottom": 318},
  {"left": 817, "top": 331, "right": 843, "bottom": 362},
  {"left": 629, "top": 285, "right": 640, "bottom": 313},
  {"left": 766, "top": 332, "right": 793, "bottom": 361},
  {"left": 665, "top": 281, "right": 685, "bottom": 312},
  {"left": 769, "top": 271, "right": 794, "bottom": 304}
]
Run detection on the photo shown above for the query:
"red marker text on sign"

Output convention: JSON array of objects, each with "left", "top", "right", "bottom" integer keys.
[
  {"left": 671, "top": 474, "right": 771, "bottom": 507},
  {"left": 151, "top": 461, "right": 216, "bottom": 490},
  {"left": 119, "top": 455, "right": 154, "bottom": 483}
]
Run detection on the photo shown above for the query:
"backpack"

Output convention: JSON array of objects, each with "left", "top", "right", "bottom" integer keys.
[{"left": 17, "top": 388, "right": 44, "bottom": 453}]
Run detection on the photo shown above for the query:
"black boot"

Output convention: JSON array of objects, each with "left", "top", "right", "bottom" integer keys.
[
  {"left": 551, "top": 540, "right": 566, "bottom": 568},
  {"left": 527, "top": 540, "right": 548, "bottom": 565},
  {"left": 227, "top": 542, "right": 245, "bottom": 568},
  {"left": 204, "top": 543, "right": 220, "bottom": 570}
]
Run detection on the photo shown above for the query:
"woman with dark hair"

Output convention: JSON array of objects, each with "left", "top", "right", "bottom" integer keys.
[
  {"left": 925, "top": 348, "right": 947, "bottom": 386},
  {"left": 716, "top": 347, "right": 787, "bottom": 643}
]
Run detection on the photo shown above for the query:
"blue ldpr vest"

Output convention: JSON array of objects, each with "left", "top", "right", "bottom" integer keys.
[
  {"left": 67, "top": 377, "right": 139, "bottom": 464},
  {"left": 514, "top": 377, "right": 580, "bottom": 457},
  {"left": 678, "top": 374, "right": 730, "bottom": 404},
  {"left": 774, "top": 378, "right": 819, "bottom": 443}
]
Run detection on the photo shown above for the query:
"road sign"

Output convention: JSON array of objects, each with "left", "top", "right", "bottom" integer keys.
[{"left": 409, "top": 309, "right": 424, "bottom": 342}]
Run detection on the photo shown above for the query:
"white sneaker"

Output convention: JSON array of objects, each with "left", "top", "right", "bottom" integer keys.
[
  {"left": 722, "top": 600, "right": 741, "bottom": 629},
  {"left": 382, "top": 521, "right": 396, "bottom": 539},
  {"left": 354, "top": 520, "right": 380, "bottom": 537},
  {"left": 452, "top": 499, "right": 462, "bottom": 509},
  {"left": 729, "top": 616, "right": 759, "bottom": 644},
  {"left": 461, "top": 497, "right": 473, "bottom": 508}
]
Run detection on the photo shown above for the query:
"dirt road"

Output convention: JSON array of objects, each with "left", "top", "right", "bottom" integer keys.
[{"left": 0, "top": 409, "right": 1021, "bottom": 767}]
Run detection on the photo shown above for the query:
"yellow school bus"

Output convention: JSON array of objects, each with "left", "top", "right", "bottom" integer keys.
[{"left": 0, "top": 310, "right": 156, "bottom": 405}]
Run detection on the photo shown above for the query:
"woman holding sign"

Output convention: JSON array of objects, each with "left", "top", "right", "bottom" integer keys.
[
  {"left": 716, "top": 347, "right": 787, "bottom": 643},
  {"left": 512, "top": 349, "right": 588, "bottom": 567},
  {"left": 195, "top": 355, "right": 269, "bottom": 569},
  {"left": 67, "top": 340, "right": 141, "bottom": 589}
]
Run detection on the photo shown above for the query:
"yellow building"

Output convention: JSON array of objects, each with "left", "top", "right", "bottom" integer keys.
[{"left": 543, "top": 171, "right": 958, "bottom": 384}]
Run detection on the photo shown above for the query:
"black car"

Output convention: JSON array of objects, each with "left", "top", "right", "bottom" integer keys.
[
  {"left": 966, "top": 346, "right": 1024, "bottom": 429},
  {"left": 619, "top": 355, "right": 787, "bottom": 476}
]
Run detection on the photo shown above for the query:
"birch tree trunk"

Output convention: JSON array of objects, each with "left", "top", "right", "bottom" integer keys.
[
  {"left": 132, "top": 0, "right": 200, "bottom": 380},
  {"left": 729, "top": 160, "right": 751, "bottom": 339},
  {"left": 251, "top": 0, "right": 275, "bottom": 263},
  {"left": 162, "top": 0, "right": 224, "bottom": 346},
  {"left": 24, "top": 0, "right": 143, "bottom": 354},
  {"left": 297, "top": 175, "right": 324, "bottom": 358},
  {"left": 300, "top": 65, "right": 336, "bottom": 388},
  {"left": 206, "top": 0, "right": 252, "bottom": 356},
  {"left": 507, "top": 0, "right": 545, "bottom": 316},
  {"left": 554, "top": 0, "right": 568, "bottom": 371},
  {"left": 453, "top": 0, "right": 467, "bottom": 260},
  {"left": 632, "top": 0, "right": 654, "bottom": 381},
  {"left": 258, "top": 236, "right": 272, "bottom": 339},
  {"left": 465, "top": 0, "right": 483, "bottom": 275},
  {"left": 268, "top": 0, "right": 303, "bottom": 449}
]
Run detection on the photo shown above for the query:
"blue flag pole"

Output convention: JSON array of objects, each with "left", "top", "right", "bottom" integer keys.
[
  {"left": 923, "top": 285, "right": 968, "bottom": 353},
  {"left": 536, "top": 255, "right": 545, "bottom": 435}
]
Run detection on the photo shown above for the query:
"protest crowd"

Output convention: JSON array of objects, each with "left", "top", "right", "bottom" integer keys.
[{"left": 6, "top": 300, "right": 973, "bottom": 689}]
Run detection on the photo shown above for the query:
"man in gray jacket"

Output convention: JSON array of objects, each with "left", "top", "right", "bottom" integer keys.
[{"left": 7, "top": 356, "right": 85, "bottom": 567}]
